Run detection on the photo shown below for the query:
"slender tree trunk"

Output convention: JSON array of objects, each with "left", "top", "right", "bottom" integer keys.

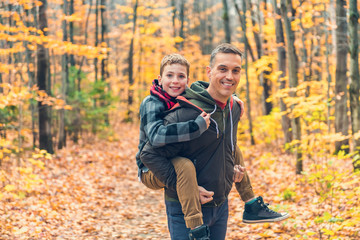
[
  {"left": 77, "top": 0, "right": 92, "bottom": 90},
  {"left": 178, "top": 0, "right": 185, "bottom": 50},
  {"left": 125, "top": 0, "right": 138, "bottom": 122},
  {"left": 222, "top": 0, "right": 231, "bottom": 43},
  {"left": 239, "top": 0, "right": 255, "bottom": 145},
  {"left": 206, "top": 0, "right": 215, "bottom": 55},
  {"left": 334, "top": 0, "right": 349, "bottom": 153},
  {"left": 233, "top": 0, "right": 256, "bottom": 61},
  {"left": 100, "top": 0, "right": 109, "bottom": 125},
  {"left": 94, "top": 0, "right": 99, "bottom": 83},
  {"left": 272, "top": 0, "right": 292, "bottom": 146},
  {"left": 349, "top": 0, "right": 360, "bottom": 170},
  {"left": 251, "top": 0, "right": 272, "bottom": 115},
  {"left": 37, "top": 0, "right": 53, "bottom": 154},
  {"left": 69, "top": 0, "right": 75, "bottom": 66},
  {"left": 281, "top": 0, "right": 302, "bottom": 173},
  {"left": 171, "top": 0, "right": 177, "bottom": 38},
  {"left": 58, "top": 0, "right": 68, "bottom": 150}
]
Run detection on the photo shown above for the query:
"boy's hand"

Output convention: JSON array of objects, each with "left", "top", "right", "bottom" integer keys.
[
  {"left": 198, "top": 186, "right": 214, "bottom": 204},
  {"left": 200, "top": 112, "right": 210, "bottom": 129},
  {"left": 233, "top": 165, "right": 245, "bottom": 183},
  {"left": 233, "top": 96, "right": 245, "bottom": 118}
]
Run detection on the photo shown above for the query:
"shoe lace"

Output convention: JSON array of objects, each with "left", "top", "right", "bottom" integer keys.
[{"left": 258, "top": 198, "right": 277, "bottom": 213}]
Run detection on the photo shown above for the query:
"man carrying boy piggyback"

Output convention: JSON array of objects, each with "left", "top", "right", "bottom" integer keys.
[{"left": 137, "top": 50, "right": 289, "bottom": 240}]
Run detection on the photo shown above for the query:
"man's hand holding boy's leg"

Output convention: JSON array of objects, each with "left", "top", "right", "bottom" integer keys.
[{"left": 198, "top": 186, "right": 214, "bottom": 204}]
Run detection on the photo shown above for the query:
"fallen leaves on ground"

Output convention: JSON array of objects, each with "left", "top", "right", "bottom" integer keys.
[{"left": 1, "top": 123, "right": 359, "bottom": 239}]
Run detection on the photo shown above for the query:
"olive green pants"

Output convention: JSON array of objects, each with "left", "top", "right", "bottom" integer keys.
[{"left": 141, "top": 146, "right": 255, "bottom": 229}]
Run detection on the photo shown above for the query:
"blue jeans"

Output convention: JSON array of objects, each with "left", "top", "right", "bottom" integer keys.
[{"left": 165, "top": 199, "right": 229, "bottom": 240}]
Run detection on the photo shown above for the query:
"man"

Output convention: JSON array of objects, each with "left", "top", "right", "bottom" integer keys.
[{"left": 140, "top": 43, "right": 288, "bottom": 240}]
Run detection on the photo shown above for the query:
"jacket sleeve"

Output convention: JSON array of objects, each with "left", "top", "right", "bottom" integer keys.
[
  {"left": 141, "top": 97, "right": 207, "bottom": 148},
  {"left": 140, "top": 140, "right": 183, "bottom": 191}
]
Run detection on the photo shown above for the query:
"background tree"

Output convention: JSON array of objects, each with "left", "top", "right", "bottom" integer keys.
[
  {"left": 222, "top": 0, "right": 231, "bottom": 43},
  {"left": 281, "top": 0, "right": 302, "bottom": 174},
  {"left": 348, "top": 0, "right": 360, "bottom": 170},
  {"left": 272, "top": 0, "right": 292, "bottom": 147},
  {"left": 125, "top": 0, "right": 139, "bottom": 122},
  {"left": 37, "top": 0, "right": 53, "bottom": 153},
  {"left": 334, "top": 0, "right": 349, "bottom": 153}
]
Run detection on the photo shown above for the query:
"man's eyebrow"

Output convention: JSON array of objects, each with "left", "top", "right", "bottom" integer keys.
[
  {"left": 217, "top": 64, "right": 228, "bottom": 68},
  {"left": 216, "top": 64, "right": 241, "bottom": 69}
]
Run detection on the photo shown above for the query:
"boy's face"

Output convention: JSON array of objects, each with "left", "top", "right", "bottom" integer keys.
[{"left": 159, "top": 63, "right": 189, "bottom": 97}]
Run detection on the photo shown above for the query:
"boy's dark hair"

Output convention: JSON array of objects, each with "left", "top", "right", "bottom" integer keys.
[
  {"left": 209, "top": 43, "right": 243, "bottom": 67},
  {"left": 160, "top": 53, "right": 190, "bottom": 76}
]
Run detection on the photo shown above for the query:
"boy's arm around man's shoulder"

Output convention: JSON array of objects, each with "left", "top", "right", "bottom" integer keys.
[{"left": 141, "top": 96, "right": 207, "bottom": 148}]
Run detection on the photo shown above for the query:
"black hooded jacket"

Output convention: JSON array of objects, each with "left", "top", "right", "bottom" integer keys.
[{"left": 140, "top": 81, "right": 241, "bottom": 205}]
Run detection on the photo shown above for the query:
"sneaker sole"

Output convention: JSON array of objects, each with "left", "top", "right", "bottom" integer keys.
[{"left": 242, "top": 213, "right": 290, "bottom": 224}]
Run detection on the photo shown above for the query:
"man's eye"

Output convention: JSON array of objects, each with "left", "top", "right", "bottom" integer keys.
[
  {"left": 220, "top": 68, "right": 227, "bottom": 72},
  {"left": 233, "top": 69, "right": 240, "bottom": 74}
]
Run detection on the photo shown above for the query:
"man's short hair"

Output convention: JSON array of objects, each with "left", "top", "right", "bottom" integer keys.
[
  {"left": 160, "top": 53, "right": 190, "bottom": 76},
  {"left": 209, "top": 43, "right": 243, "bottom": 67}
]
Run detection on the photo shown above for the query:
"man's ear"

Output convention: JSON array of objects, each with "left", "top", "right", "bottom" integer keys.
[{"left": 206, "top": 66, "right": 211, "bottom": 78}]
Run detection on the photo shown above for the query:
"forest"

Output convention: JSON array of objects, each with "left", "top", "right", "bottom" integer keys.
[{"left": 0, "top": 0, "right": 359, "bottom": 239}]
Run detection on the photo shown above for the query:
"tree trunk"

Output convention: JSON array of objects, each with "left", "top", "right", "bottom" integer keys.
[
  {"left": 37, "top": 0, "right": 53, "bottom": 154},
  {"left": 233, "top": 0, "right": 256, "bottom": 61},
  {"left": 281, "top": 0, "right": 302, "bottom": 173},
  {"left": 58, "top": 0, "right": 68, "bottom": 150},
  {"left": 69, "top": 0, "right": 75, "bottom": 67},
  {"left": 272, "top": 0, "right": 292, "bottom": 146},
  {"left": 239, "top": 0, "right": 255, "bottom": 145},
  {"left": 171, "top": 0, "right": 177, "bottom": 38},
  {"left": 251, "top": 0, "right": 272, "bottom": 115},
  {"left": 94, "top": 0, "right": 99, "bottom": 83},
  {"left": 334, "top": 0, "right": 349, "bottom": 153},
  {"left": 348, "top": 0, "right": 360, "bottom": 170},
  {"left": 178, "top": 0, "right": 185, "bottom": 50},
  {"left": 222, "top": 0, "right": 231, "bottom": 43},
  {"left": 100, "top": 0, "right": 109, "bottom": 125},
  {"left": 205, "top": 0, "right": 215, "bottom": 55},
  {"left": 125, "top": 0, "right": 138, "bottom": 122}
]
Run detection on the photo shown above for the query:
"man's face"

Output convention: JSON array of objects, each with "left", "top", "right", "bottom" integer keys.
[
  {"left": 159, "top": 63, "right": 189, "bottom": 97},
  {"left": 206, "top": 53, "right": 242, "bottom": 103}
]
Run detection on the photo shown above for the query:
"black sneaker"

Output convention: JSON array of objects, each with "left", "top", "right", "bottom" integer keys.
[
  {"left": 243, "top": 196, "right": 290, "bottom": 224},
  {"left": 188, "top": 225, "right": 210, "bottom": 240}
]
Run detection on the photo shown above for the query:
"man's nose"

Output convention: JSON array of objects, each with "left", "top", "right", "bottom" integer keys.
[{"left": 226, "top": 71, "right": 234, "bottom": 80}]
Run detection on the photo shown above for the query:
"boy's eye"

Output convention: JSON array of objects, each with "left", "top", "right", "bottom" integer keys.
[
  {"left": 179, "top": 75, "right": 186, "bottom": 79},
  {"left": 166, "top": 74, "right": 173, "bottom": 78}
]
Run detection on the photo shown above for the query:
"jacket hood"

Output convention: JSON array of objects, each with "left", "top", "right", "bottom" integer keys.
[{"left": 182, "top": 81, "right": 216, "bottom": 112}]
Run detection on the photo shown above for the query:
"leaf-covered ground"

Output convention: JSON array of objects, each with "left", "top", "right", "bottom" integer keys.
[{"left": 1, "top": 123, "right": 359, "bottom": 239}]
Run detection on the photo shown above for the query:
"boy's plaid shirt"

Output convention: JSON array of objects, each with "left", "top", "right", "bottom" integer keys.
[{"left": 135, "top": 95, "right": 207, "bottom": 171}]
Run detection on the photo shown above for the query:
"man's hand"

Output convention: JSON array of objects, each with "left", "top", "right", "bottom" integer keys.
[
  {"left": 200, "top": 112, "right": 211, "bottom": 129},
  {"left": 198, "top": 186, "right": 214, "bottom": 204},
  {"left": 233, "top": 165, "right": 245, "bottom": 183},
  {"left": 233, "top": 96, "right": 245, "bottom": 118}
]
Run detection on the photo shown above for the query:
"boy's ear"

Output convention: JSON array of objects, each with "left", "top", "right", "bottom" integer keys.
[{"left": 158, "top": 75, "right": 162, "bottom": 85}]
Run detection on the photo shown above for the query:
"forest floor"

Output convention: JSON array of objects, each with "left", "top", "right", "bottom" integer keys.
[{"left": 0, "top": 123, "right": 359, "bottom": 239}]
